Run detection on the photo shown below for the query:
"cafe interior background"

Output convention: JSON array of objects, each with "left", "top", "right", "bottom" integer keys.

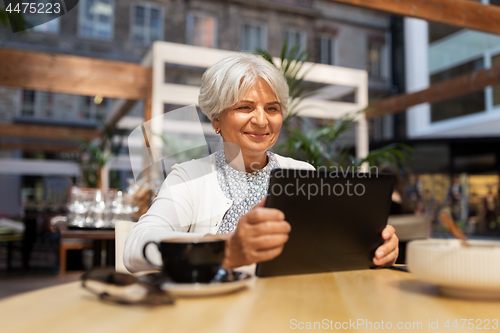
[{"left": 0, "top": 0, "right": 500, "bottom": 298}]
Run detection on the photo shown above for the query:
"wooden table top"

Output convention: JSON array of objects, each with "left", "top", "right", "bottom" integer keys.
[{"left": 2, "top": 268, "right": 500, "bottom": 333}]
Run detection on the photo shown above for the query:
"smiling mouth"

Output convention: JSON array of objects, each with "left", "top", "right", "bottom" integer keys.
[{"left": 244, "top": 132, "right": 269, "bottom": 138}]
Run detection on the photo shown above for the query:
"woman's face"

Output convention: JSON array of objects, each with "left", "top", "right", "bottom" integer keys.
[{"left": 213, "top": 78, "right": 283, "bottom": 159}]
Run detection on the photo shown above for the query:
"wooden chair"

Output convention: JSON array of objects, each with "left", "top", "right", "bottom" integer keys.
[
  {"left": 58, "top": 240, "right": 93, "bottom": 276},
  {"left": 53, "top": 222, "right": 94, "bottom": 276},
  {"left": 114, "top": 220, "right": 135, "bottom": 274}
]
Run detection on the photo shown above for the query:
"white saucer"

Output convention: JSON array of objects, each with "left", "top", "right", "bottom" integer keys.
[{"left": 161, "top": 273, "right": 254, "bottom": 297}]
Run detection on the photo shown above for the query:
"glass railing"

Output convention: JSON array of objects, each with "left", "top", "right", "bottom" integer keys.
[{"left": 429, "top": 30, "right": 500, "bottom": 74}]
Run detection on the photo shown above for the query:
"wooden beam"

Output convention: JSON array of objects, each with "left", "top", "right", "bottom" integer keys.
[
  {"left": 0, "top": 49, "right": 152, "bottom": 100},
  {"left": 328, "top": 0, "right": 500, "bottom": 35},
  {"left": 366, "top": 64, "right": 500, "bottom": 119},
  {"left": 0, "top": 141, "right": 81, "bottom": 152},
  {"left": 0, "top": 123, "right": 101, "bottom": 141}
]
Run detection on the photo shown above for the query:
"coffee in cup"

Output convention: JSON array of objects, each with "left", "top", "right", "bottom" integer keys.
[{"left": 143, "top": 237, "right": 226, "bottom": 283}]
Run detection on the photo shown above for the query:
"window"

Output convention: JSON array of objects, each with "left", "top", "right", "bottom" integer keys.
[
  {"left": 78, "top": 96, "right": 110, "bottom": 121},
  {"left": 19, "top": 90, "right": 53, "bottom": 118},
  {"left": 79, "top": 0, "right": 114, "bottom": 40},
  {"left": 430, "top": 58, "right": 485, "bottom": 122},
  {"left": 431, "top": 58, "right": 484, "bottom": 84},
  {"left": 283, "top": 28, "right": 307, "bottom": 54},
  {"left": 24, "top": 0, "right": 61, "bottom": 34},
  {"left": 164, "top": 63, "right": 204, "bottom": 86},
  {"left": 366, "top": 41, "right": 385, "bottom": 78},
  {"left": 186, "top": 13, "right": 217, "bottom": 48},
  {"left": 131, "top": 3, "right": 163, "bottom": 45},
  {"left": 428, "top": 22, "right": 462, "bottom": 44},
  {"left": 317, "top": 35, "right": 336, "bottom": 65},
  {"left": 33, "top": 17, "right": 61, "bottom": 33},
  {"left": 241, "top": 22, "right": 267, "bottom": 51},
  {"left": 21, "top": 91, "right": 35, "bottom": 117},
  {"left": 18, "top": 92, "right": 112, "bottom": 121}
]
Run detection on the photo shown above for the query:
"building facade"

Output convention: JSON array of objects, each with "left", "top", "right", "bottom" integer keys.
[
  {"left": 0, "top": 0, "right": 395, "bottom": 216},
  {"left": 0, "top": 0, "right": 393, "bottom": 125},
  {"left": 382, "top": 8, "right": 500, "bottom": 176}
]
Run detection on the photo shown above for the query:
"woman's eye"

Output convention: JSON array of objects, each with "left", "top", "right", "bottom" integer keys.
[{"left": 237, "top": 106, "right": 250, "bottom": 110}]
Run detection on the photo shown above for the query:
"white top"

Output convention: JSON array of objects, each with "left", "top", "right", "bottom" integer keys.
[{"left": 124, "top": 152, "right": 315, "bottom": 273}]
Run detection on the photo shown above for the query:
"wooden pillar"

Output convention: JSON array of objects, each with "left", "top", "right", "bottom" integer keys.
[{"left": 143, "top": 97, "right": 152, "bottom": 123}]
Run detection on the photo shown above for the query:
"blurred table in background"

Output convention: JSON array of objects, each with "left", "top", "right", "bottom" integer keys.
[{"left": 54, "top": 222, "right": 115, "bottom": 276}]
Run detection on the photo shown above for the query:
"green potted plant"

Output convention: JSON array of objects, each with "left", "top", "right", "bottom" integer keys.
[{"left": 256, "top": 42, "right": 412, "bottom": 170}]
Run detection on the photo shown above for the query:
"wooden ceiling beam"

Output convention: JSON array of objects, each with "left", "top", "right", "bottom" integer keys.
[
  {"left": 328, "top": 0, "right": 500, "bottom": 35},
  {"left": 0, "top": 123, "right": 101, "bottom": 141},
  {"left": 0, "top": 141, "right": 81, "bottom": 152},
  {"left": 366, "top": 64, "right": 500, "bottom": 119},
  {"left": 0, "top": 49, "right": 152, "bottom": 100}
]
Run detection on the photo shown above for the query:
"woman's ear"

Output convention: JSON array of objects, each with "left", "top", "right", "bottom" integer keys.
[{"left": 212, "top": 118, "right": 220, "bottom": 133}]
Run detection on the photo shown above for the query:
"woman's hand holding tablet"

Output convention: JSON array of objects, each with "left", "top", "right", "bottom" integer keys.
[
  {"left": 222, "top": 198, "right": 291, "bottom": 269},
  {"left": 373, "top": 225, "right": 399, "bottom": 267}
]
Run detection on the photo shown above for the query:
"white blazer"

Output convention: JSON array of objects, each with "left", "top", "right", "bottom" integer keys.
[{"left": 124, "top": 152, "right": 315, "bottom": 273}]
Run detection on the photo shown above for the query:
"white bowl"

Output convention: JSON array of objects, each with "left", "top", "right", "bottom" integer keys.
[{"left": 407, "top": 239, "right": 500, "bottom": 299}]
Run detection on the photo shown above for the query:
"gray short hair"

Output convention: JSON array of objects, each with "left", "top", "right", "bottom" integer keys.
[{"left": 198, "top": 53, "right": 289, "bottom": 121}]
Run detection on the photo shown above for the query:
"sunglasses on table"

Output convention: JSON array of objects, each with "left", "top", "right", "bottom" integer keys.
[{"left": 81, "top": 268, "right": 175, "bottom": 305}]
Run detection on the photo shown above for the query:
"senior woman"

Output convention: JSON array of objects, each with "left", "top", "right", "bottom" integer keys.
[{"left": 124, "top": 53, "right": 399, "bottom": 273}]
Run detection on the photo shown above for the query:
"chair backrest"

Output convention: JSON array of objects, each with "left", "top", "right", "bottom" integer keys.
[
  {"left": 387, "top": 214, "right": 431, "bottom": 242},
  {"left": 115, "top": 220, "right": 136, "bottom": 273}
]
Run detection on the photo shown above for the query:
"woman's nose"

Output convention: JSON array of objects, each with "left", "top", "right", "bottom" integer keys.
[{"left": 251, "top": 107, "right": 268, "bottom": 127}]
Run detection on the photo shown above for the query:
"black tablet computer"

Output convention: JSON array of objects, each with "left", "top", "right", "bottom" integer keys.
[{"left": 256, "top": 169, "right": 394, "bottom": 278}]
